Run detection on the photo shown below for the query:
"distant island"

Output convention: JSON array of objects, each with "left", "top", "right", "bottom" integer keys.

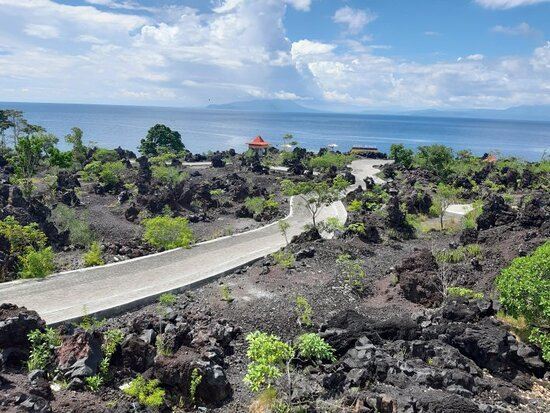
[
  {"left": 206, "top": 99, "right": 550, "bottom": 122},
  {"left": 206, "top": 99, "right": 320, "bottom": 113},
  {"left": 403, "top": 105, "right": 550, "bottom": 122}
]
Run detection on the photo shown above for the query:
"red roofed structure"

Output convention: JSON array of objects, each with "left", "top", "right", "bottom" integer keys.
[
  {"left": 247, "top": 136, "right": 271, "bottom": 154},
  {"left": 248, "top": 136, "right": 270, "bottom": 148}
]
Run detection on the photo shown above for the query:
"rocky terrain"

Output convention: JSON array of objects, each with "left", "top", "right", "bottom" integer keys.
[{"left": 1, "top": 151, "right": 549, "bottom": 412}]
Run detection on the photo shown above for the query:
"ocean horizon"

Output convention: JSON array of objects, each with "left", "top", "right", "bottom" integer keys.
[{"left": 1, "top": 101, "right": 548, "bottom": 162}]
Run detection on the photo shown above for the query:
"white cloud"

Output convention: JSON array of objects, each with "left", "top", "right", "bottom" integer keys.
[
  {"left": 333, "top": 6, "right": 377, "bottom": 34},
  {"left": 24, "top": 24, "right": 60, "bottom": 39},
  {"left": 424, "top": 31, "right": 440, "bottom": 36},
  {"left": 475, "top": 0, "right": 550, "bottom": 9},
  {"left": 457, "top": 54, "right": 485, "bottom": 61},
  {"left": 491, "top": 22, "right": 539, "bottom": 37},
  {"left": 291, "top": 40, "right": 336, "bottom": 58}
]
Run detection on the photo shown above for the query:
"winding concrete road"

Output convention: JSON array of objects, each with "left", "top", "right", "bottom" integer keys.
[{"left": 0, "top": 159, "right": 386, "bottom": 325}]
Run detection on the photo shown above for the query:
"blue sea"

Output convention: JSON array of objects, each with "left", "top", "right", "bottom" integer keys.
[{"left": 1, "top": 102, "right": 549, "bottom": 161}]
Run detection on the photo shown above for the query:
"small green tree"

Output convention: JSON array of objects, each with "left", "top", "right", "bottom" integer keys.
[
  {"left": 143, "top": 216, "right": 194, "bottom": 250},
  {"left": 389, "top": 144, "right": 414, "bottom": 168},
  {"left": 65, "top": 127, "right": 87, "bottom": 168},
  {"left": 278, "top": 221, "right": 290, "bottom": 246},
  {"left": 13, "top": 136, "right": 45, "bottom": 178},
  {"left": 139, "top": 124, "right": 185, "bottom": 157},
  {"left": 429, "top": 183, "right": 461, "bottom": 230},
  {"left": 281, "top": 176, "right": 348, "bottom": 228}
]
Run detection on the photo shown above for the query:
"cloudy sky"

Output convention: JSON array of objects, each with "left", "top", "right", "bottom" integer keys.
[{"left": 0, "top": 0, "right": 549, "bottom": 110}]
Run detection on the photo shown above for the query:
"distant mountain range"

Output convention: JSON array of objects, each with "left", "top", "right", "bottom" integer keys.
[
  {"left": 206, "top": 99, "right": 319, "bottom": 113},
  {"left": 206, "top": 99, "right": 550, "bottom": 122},
  {"left": 403, "top": 106, "right": 550, "bottom": 122}
]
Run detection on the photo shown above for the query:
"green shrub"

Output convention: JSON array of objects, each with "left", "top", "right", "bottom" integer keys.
[
  {"left": 447, "top": 287, "right": 483, "bottom": 301},
  {"left": 271, "top": 249, "right": 295, "bottom": 269},
  {"left": 318, "top": 217, "right": 344, "bottom": 234},
  {"left": 84, "top": 375, "right": 104, "bottom": 392},
  {"left": 434, "top": 244, "right": 483, "bottom": 264},
  {"left": 346, "top": 222, "right": 366, "bottom": 236},
  {"left": 496, "top": 241, "right": 550, "bottom": 362},
  {"left": 295, "top": 333, "right": 336, "bottom": 363},
  {"left": 19, "top": 247, "right": 55, "bottom": 279},
  {"left": 83, "top": 241, "right": 104, "bottom": 267},
  {"left": 347, "top": 199, "right": 363, "bottom": 213},
  {"left": 245, "top": 195, "right": 279, "bottom": 216},
  {"left": 99, "top": 161, "right": 125, "bottom": 187},
  {"left": 295, "top": 296, "right": 313, "bottom": 326},
  {"left": 496, "top": 241, "right": 549, "bottom": 325},
  {"left": 93, "top": 148, "right": 118, "bottom": 163},
  {"left": 142, "top": 216, "right": 194, "bottom": 250},
  {"left": 27, "top": 327, "right": 61, "bottom": 371},
  {"left": 307, "top": 152, "right": 354, "bottom": 172},
  {"left": 336, "top": 253, "right": 366, "bottom": 292},
  {"left": 47, "top": 147, "right": 73, "bottom": 168},
  {"left": 152, "top": 165, "right": 188, "bottom": 187},
  {"left": 52, "top": 204, "right": 94, "bottom": 247},
  {"left": 244, "top": 331, "right": 293, "bottom": 392},
  {"left": 463, "top": 200, "right": 483, "bottom": 229},
  {"left": 0, "top": 216, "right": 47, "bottom": 254},
  {"left": 220, "top": 284, "right": 234, "bottom": 302},
  {"left": 529, "top": 328, "right": 550, "bottom": 363},
  {"left": 123, "top": 376, "right": 165, "bottom": 407}
]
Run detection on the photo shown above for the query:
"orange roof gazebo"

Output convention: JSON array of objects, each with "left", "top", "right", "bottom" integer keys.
[{"left": 247, "top": 136, "right": 271, "bottom": 150}]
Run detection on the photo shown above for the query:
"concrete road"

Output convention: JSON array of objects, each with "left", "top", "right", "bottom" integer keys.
[
  {"left": 0, "top": 159, "right": 384, "bottom": 325},
  {"left": 350, "top": 159, "right": 392, "bottom": 188}
]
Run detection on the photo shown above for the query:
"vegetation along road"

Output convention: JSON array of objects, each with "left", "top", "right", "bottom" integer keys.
[{"left": 0, "top": 159, "right": 388, "bottom": 325}]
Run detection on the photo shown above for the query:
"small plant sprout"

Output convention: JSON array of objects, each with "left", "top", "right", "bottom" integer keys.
[
  {"left": 336, "top": 253, "right": 366, "bottom": 293},
  {"left": 220, "top": 284, "right": 234, "bottom": 302},
  {"left": 189, "top": 368, "right": 202, "bottom": 406},
  {"left": 294, "top": 296, "right": 313, "bottom": 327},
  {"left": 156, "top": 293, "right": 177, "bottom": 355}
]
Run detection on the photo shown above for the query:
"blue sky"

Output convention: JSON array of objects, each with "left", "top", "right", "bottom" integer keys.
[{"left": 0, "top": 0, "right": 549, "bottom": 110}]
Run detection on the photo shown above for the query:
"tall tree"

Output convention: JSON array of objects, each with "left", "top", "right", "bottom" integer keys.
[{"left": 139, "top": 124, "right": 185, "bottom": 157}]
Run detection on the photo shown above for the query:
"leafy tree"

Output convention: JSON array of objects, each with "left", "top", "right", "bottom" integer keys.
[
  {"left": 2, "top": 110, "right": 27, "bottom": 146},
  {"left": 496, "top": 241, "right": 550, "bottom": 361},
  {"left": 389, "top": 144, "right": 414, "bottom": 168},
  {"left": 142, "top": 216, "right": 194, "bottom": 250},
  {"left": 414, "top": 144, "right": 454, "bottom": 178},
  {"left": 13, "top": 136, "right": 45, "bottom": 178},
  {"left": 65, "top": 127, "right": 87, "bottom": 167},
  {"left": 281, "top": 176, "right": 349, "bottom": 228},
  {"left": 0, "top": 110, "right": 14, "bottom": 149},
  {"left": 429, "top": 183, "right": 461, "bottom": 230},
  {"left": 139, "top": 124, "right": 185, "bottom": 157}
]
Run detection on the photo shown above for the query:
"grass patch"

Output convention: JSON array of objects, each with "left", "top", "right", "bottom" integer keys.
[{"left": 434, "top": 244, "right": 483, "bottom": 264}]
